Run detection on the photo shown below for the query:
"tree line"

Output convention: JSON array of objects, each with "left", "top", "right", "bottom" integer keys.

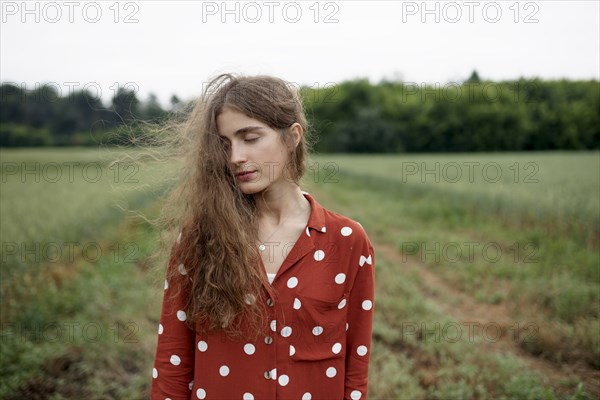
[
  {"left": 1, "top": 72, "right": 598, "bottom": 151},
  {"left": 0, "top": 84, "right": 179, "bottom": 147}
]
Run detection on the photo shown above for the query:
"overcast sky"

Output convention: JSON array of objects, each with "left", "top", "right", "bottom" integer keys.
[{"left": 1, "top": 0, "right": 598, "bottom": 107}]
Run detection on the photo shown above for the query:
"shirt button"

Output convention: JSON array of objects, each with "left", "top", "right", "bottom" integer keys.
[
  {"left": 264, "top": 370, "right": 271, "bottom": 379},
  {"left": 266, "top": 298, "right": 274, "bottom": 307},
  {"left": 264, "top": 336, "right": 273, "bottom": 345}
]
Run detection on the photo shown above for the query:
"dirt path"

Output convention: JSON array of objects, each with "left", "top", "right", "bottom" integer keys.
[{"left": 377, "top": 243, "right": 599, "bottom": 398}]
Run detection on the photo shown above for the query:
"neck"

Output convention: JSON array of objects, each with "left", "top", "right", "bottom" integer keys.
[{"left": 253, "top": 182, "right": 308, "bottom": 225}]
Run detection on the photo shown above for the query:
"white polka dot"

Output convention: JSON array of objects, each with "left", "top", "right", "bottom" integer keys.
[
  {"left": 357, "top": 345, "right": 368, "bottom": 356},
  {"left": 351, "top": 390, "right": 362, "bottom": 399},
  {"left": 341, "top": 226, "right": 353, "bottom": 236},
  {"left": 332, "top": 343, "right": 342, "bottom": 354},
  {"left": 270, "top": 368, "right": 277, "bottom": 380},
  {"left": 152, "top": 367, "right": 158, "bottom": 378},
  {"left": 196, "top": 388, "right": 206, "bottom": 399},
  {"left": 338, "top": 299, "right": 347, "bottom": 309},
  {"left": 178, "top": 263, "right": 187, "bottom": 275},
  {"left": 243, "top": 393, "right": 254, "bottom": 400},
  {"left": 197, "top": 341, "right": 208, "bottom": 352},
  {"left": 270, "top": 320, "right": 277, "bottom": 331},
  {"left": 302, "top": 393, "right": 312, "bottom": 400},
  {"left": 305, "top": 227, "right": 311, "bottom": 237},
  {"left": 287, "top": 277, "right": 298, "bottom": 288},
  {"left": 326, "top": 366, "right": 337, "bottom": 377},
  {"left": 278, "top": 374, "right": 289, "bottom": 386},
  {"left": 289, "top": 345, "right": 296, "bottom": 356},
  {"left": 313, "top": 250, "right": 325, "bottom": 261},
  {"left": 281, "top": 326, "right": 292, "bottom": 338},
  {"left": 158, "top": 323, "right": 163, "bottom": 334},
  {"left": 170, "top": 355, "right": 181, "bottom": 366},
  {"left": 335, "top": 273, "right": 346, "bottom": 284},
  {"left": 321, "top": 226, "right": 327, "bottom": 232},
  {"left": 293, "top": 298, "right": 302, "bottom": 309},
  {"left": 346, "top": 322, "right": 349, "bottom": 331},
  {"left": 359, "top": 255, "right": 372, "bottom": 267},
  {"left": 244, "top": 293, "right": 256, "bottom": 305},
  {"left": 177, "top": 310, "right": 187, "bottom": 321},
  {"left": 244, "top": 343, "right": 255, "bottom": 355},
  {"left": 164, "top": 279, "right": 169, "bottom": 290},
  {"left": 188, "top": 380, "right": 194, "bottom": 390},
  {"left": 219, "top": 365, "right": 229, "bottom": 376},
  {"left": 362, "top": 300, "right": 373, "bottom": 310},
  {"left": 312, "top": 326, "right": 323, "bottom": 336}
]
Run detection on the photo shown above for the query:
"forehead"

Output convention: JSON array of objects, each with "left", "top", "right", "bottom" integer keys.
[{"left": 216, "top": 107, "right": 269, "bottom": 137}]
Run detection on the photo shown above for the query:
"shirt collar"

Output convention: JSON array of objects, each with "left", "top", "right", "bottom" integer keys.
[{"left": 302, "top": 191, "right": 328, "bottom": 234}]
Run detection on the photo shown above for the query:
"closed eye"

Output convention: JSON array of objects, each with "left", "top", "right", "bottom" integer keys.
[{"left": 244, "top": 137, "right": 259, "bottom": 143}]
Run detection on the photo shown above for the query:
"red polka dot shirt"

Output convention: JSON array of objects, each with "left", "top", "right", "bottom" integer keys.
[{"left": 151, "top": 191, "right": 375, "bottom": 399}]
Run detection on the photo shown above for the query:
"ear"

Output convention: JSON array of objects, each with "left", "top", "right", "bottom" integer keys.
[{"left": 288, "top": 122, "right": 304, "bottom": 151}]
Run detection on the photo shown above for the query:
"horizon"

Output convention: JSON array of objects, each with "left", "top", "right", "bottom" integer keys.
[{"left": 1, "top": 1, "right": 598, "bottom": 108}]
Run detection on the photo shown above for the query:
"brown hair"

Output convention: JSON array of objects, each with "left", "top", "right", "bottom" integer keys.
[{"left": 123, "top": 73, "right": 313, "bottom": 341}]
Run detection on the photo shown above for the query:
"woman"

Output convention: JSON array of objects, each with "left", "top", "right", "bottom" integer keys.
[{"left": 150, "top": 73, "right": 375, "bottom": 400}]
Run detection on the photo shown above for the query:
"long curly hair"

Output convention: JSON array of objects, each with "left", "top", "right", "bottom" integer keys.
[{"left": 124, "top": 73, "right": 313, "bottom": 341}]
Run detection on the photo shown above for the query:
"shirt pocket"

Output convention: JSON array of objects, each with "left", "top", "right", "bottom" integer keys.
[{"left": 289, "top": 291, "right": 349, "bottom": 362}]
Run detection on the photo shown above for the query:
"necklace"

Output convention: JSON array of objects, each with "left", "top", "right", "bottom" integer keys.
[
  {"left": 258, "top": 216, "right": 289, "bottom": 252},
  {"left": 257, "top": 196, "right": 311, "bottom": 252}
]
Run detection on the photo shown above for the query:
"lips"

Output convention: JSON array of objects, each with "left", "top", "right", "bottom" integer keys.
[
  {"left": 236, "top": 170, "right": 257, "bottom": 177},
  {"left": 235, "top": 171, "right": 256, "bottom": 181}
]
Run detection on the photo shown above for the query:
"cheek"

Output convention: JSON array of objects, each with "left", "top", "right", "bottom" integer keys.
[
  {"left": 256, "top": 142, "right": 289, "bottom": 165},
  {"left": 252, "top": 146, "right": 289, "bottom": 181}
]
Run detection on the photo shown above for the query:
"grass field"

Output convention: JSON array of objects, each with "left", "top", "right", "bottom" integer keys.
[{"left": 1, "top": 148, "right": 598, "bottom": 399}]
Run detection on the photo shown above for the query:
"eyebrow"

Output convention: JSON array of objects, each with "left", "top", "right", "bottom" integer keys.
[{"left": 220, "top": 126, "right": 264, "bottom": 138}]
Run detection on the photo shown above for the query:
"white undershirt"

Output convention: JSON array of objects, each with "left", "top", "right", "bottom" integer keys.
[{"left": 267, "top": 273, "right": 276, "bottom": 285}]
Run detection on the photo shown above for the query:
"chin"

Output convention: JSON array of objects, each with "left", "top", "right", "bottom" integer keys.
[{"left": 238, "top": 183, "right": 267, "bottom": 195}]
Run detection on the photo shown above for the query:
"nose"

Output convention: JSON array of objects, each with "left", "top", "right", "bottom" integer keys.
[{"left": 229, "top": 141, "right": 247, "bottom": 166}]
